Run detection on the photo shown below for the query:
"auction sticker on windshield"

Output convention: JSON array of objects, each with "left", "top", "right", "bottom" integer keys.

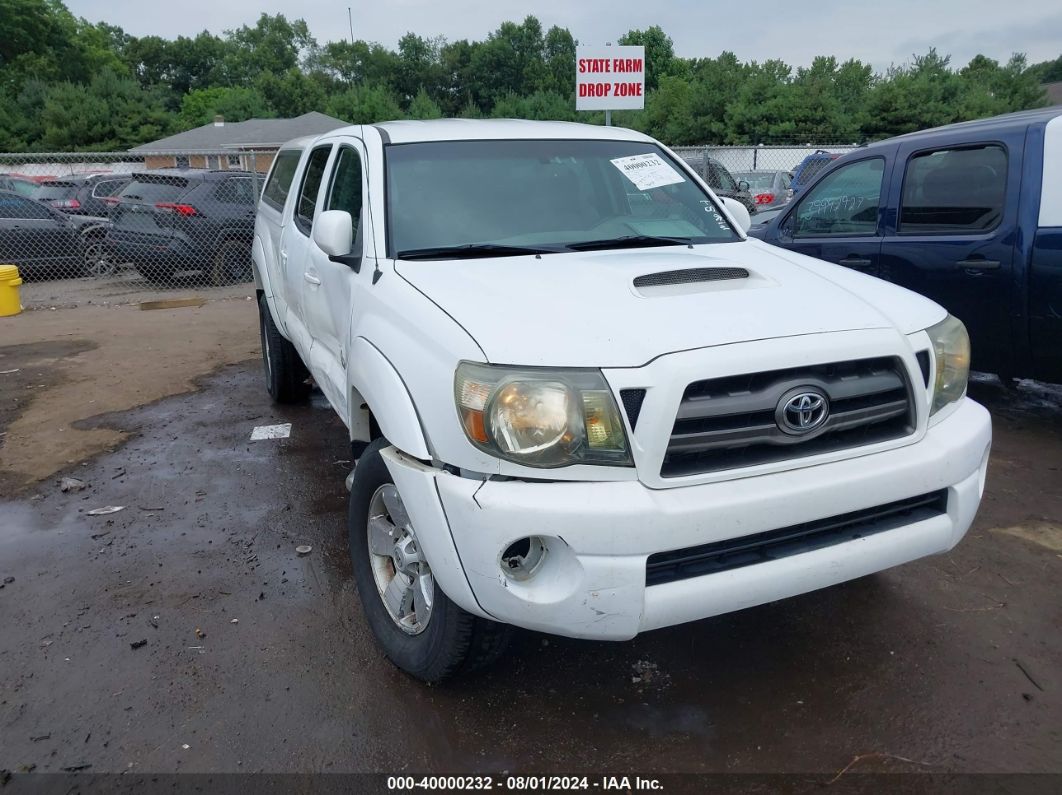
[{"left": 611, "top": 153, "right": 685, "bottom": 191}]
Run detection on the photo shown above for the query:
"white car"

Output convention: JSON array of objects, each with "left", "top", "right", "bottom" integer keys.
[{"left": 252, "top": 120, "right": 992, "bottom": 682}]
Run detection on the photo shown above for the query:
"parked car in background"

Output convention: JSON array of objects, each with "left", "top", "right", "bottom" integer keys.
[
  {"left": 254, "top": 120, "right": 990, "bottom": 682},
  {"left": 733, "top": 170, "right": 793, "bottom": 211},
  {"left": 791, "top": 150, "right": 840, "bottom": 195},
  {"left": 105, "top": 169, "right": 259, "bottom": 285},
  {"left": 0, "top": 174, "right": 39, "bottom": 198},
  {"left": 678, "top": 153, "right": 757, "bottom": 213},
  {"left": 32, "top": 174, "right": 131, "bottom": 217},
  {"left": 0, "top": 189, "right": 112, "bottom": 278},
  {"left": 753, "top": 106, "right": 1062, "bottom": 384}
]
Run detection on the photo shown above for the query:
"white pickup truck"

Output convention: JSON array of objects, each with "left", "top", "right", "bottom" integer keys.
[{"left": 252, "top": 120, "right": 992, "bottom": 682}]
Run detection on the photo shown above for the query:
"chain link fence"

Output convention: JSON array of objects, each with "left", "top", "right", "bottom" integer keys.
[
  {"left": 0, "top": 150, "right": 274, "bottom": 306},
  {"left": 672, "top": 143, "right": 861, "bottom": 215}
]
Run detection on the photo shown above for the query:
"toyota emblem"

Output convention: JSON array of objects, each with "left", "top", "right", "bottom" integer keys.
[{"left": 776, "top": 389, "right": 830, "bottom": 435}]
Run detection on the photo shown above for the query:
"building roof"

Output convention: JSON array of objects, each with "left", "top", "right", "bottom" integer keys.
[
  {"left": 1045, "top": 81, "right": 1062, "bottom": 107},
  {"left": 370, "top": 118, "right": 655, "bottom": 145},
  {"left": 131, "top": 112, "right": 348, "bottom": 152}
]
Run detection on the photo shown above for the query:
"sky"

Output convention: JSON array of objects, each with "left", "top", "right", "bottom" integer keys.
[{"left": 65, "top": 0, "right": 1062, "bottom": 73}]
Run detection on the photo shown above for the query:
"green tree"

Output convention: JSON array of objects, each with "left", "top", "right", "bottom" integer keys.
[
  {"left": 470, "top": 17, "right": 547, "bottom": 109},
  {"left": 407, "top": 87, "right": 443, "bottom": 119},
  {"left": 618, "top": 26, "right": 675, "bottom": 91},
  {"left": 254, "top": 68, "right": 328, "bottom": 117},
  {"left": 1028, "top": 55, "right": 1062, "bottom": 84},
  {"left": 223, "top": 14, "right": 316, "bottom": 85},
  {"left": 542, "top": 26, "right": 576, "bottom": 97},
  {"left": 180, "top": 87, "right": 271, "bottom": 126},
  {"left": 326, "top": 83, "right": 403, "bottom": 123},
  {"left": 39, "top": 69, "right": 171, "bottom": 150}
]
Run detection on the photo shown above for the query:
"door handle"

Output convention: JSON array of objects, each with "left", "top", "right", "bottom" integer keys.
[
  {"left": 303, "top": 272, "right": 321, "bottom": 285},
  {"left": 956, "top": 258, "right": 1000, "bottom": 271},
  {"left": 838, "top": 256, "right": 872, "bottom": 267}
]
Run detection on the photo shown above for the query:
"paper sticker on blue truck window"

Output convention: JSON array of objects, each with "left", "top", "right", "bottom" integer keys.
[{"left": 611, "top": 153, "right": 685, "bottom": 191}]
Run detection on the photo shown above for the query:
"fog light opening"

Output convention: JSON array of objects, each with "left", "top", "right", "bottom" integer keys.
[{"left": 501, "top": 536, "right": 547, "bottom": 581}]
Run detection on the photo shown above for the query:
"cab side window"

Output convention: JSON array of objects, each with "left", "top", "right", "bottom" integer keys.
[
  {"left": 294, "top": 146, "right": 332, "bottom": 235},
  {"left": 899, "top": 144, "right": 1006, "bottom": 233},
  {"left": 792, "top": 158, "right": 884, "bottom": 237},
  {"left": 325, "top": 147, "right": 363, "bottom": 240}
]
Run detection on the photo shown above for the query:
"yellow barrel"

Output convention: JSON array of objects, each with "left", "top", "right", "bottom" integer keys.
[{"left": 0, "top": 264, "right": 23, "bottom": 317}]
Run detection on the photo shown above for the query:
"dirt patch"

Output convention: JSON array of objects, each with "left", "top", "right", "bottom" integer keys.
[
  {"left": 0, "top": 339, "right": 98, "bottom": 438},
  {"left": 991, "top": 523, "right": 1062, "bottom": 552},
  {"left": 0, "top": 297, "right": 261, "bottom": 494}
]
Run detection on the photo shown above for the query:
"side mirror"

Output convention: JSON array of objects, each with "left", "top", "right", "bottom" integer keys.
[
  {"left": 737, "top": 179, "right": 750, "bottom": 192},
  {"left": 720, "top": 197, "right": 752, "bottom": 234},
  {"left": 313, "top": 210, "right": 361, "bottom": 271}
]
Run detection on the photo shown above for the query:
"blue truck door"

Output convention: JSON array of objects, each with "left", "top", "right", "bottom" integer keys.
[
  {"left": 878, "top": 135, "right": 1021, "bottom": 376},
  {"left": 765, "top": 152, "right": 893, "bottom": 280},
  {"left": 1029, "top": 115, "right": 1062, "bottom": 383}
]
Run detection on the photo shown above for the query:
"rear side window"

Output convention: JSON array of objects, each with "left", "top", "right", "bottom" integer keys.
[
  {"left": 325, "top": 147, "right": 363, "bottom": 237},
  {"left": 900, "top": 144, "right": 1007, "bottom": 233},
  {"left": 261, "top": 150, "right": 302, "bottom": 211},
  {"left": 294, "top": 146, "right": 332, "bottom": 234},
  {"left": 0, "top": 194, "right": 54, "bottom": 219},
  {"left": 707, "top": 160, "right": 737, "bottom": 191},
  {"left": 215, "top": 178, "right": 257, "bottom": 205},
  {"left": 120, "top": 177, "right": 188, "bottom": 204},
  {"left": 792, "top": 157, "right": 885, "bottom": 237}
]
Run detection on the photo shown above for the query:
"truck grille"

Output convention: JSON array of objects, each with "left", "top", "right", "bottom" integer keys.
[
  {"left": 662, "top": 357, "right": 915, "bottom": 478},
  {"left": 645, "top": 490, "right": 948, "bottom": 586}
]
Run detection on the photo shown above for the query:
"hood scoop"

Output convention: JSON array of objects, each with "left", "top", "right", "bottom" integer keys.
[{"left": 633, "top": 266, "right": 753, "bottom": 297}]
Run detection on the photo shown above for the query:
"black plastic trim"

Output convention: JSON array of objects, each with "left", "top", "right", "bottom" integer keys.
[{"left": 646, "top": 490, "right": 948, "bottom": 586}]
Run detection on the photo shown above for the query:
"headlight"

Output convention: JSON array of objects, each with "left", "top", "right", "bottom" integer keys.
[
  {"left": 927, "top": 314, "right": 970, "bottom": 415},
  {"left": 454, "top": 362, "right": 632, "bottom": 468}
]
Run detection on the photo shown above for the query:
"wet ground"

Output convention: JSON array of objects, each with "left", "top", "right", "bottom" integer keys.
[{"left": 1, "top": 363, "right": 1060, "bottom": 779}]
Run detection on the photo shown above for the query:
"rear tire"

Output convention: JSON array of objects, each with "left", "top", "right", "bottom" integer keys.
[
  {"left": 258, "top": 294, "right": 310, "bottom": 403},
  {"left": 209, "top": 238, "right": 252, "bottom": 286},
  {"left": 349, "top": 438, "right": 511, "bottom": 682},
  {"left": 80, "top": 235, "right": 115, "bottom": 277}
]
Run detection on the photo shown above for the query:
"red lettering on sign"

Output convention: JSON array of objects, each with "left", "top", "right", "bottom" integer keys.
[
  {"left": 612, "top": 58, "right": 644, "bottom": 73},
  {"left": 578, "top": 83, "right": 612, "bottom": 97},
  {"left": 612, "top": 82, "right": 643, "bottom": 97}
]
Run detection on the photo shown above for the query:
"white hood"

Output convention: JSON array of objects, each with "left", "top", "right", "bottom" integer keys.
[{"left": 394, "top": 240, "right": 945, "bottom": 368}]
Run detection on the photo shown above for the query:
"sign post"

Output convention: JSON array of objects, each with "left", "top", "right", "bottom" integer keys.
[{"left": 576, "top": 44, "right": 645, "bottom": 126}]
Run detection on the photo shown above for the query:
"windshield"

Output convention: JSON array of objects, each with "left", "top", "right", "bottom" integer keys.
[
  {"left": 734, "top": 173, "right": 776, "bottom": 190},
  {"left": 33, "top": 183, "right": 79, "bottom": 201},
  {"left": 385, "top": 139, "right": 739, "bottom": 258}
]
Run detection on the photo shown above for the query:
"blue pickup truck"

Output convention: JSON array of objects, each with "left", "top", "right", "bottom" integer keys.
[{"left": 752, "top": 107, "right": 1062, "bottom": 384}]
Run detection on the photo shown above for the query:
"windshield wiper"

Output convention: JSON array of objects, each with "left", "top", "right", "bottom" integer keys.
[
  {"left": 565, "top": 235, "right": 694, "bottom": 252},
  {"left": 397, "top": 243, "right": 559, "bottom": 260}
]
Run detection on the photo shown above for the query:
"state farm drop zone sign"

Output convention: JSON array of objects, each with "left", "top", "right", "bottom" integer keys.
[{"left": 576, "top": 45, "right": 646, "bottom": 111}]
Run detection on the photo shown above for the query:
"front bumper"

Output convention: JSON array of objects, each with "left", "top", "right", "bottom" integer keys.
[{"left": 383, "top": 398, "right": 991, "bottom": 640}]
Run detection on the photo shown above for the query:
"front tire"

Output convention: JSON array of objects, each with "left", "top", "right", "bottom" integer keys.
[
  {"left": 258, "top": 294, "right": 310, "bottom": 403},
  {"left": 349, "top": 438, "right": 510, "bottom": 682}
]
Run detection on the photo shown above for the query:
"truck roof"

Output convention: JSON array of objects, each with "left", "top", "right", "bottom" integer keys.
[
  {"left": 371, "top": 118, "right": 656, "bottom": 145},
  {"left": 863, "top": 106, "right": 1062, "bottom": 152}
]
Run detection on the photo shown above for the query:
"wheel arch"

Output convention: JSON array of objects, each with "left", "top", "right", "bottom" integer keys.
[{"left": 348, "top": 337, "right": 431, "bottom": 460}]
